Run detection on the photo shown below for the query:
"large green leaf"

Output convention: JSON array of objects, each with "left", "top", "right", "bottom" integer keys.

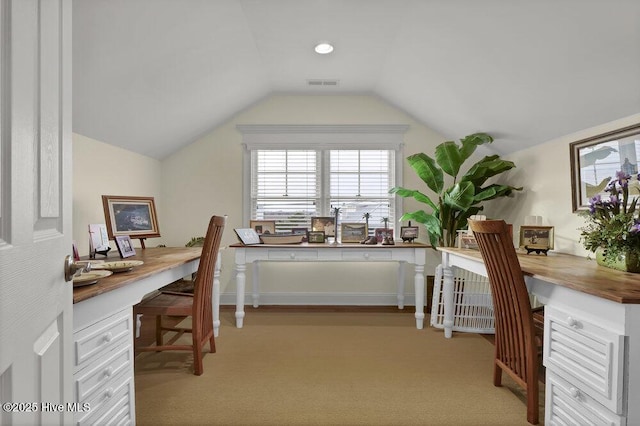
[
  {"left": 435, "top": 141, "right": 464, "bottom": 178},
  {"left": 474, "top": 184, "right": 522, "bottom": 202},
  {"left": 443, "top": 181, "right": 475, "bottom": 211},
  {"left": 398, "top": 210, "right": 441, "bottom": 247},
  {"left": 461, "top": 156, "right": 517, "bottom": 186},
  {"left": 459, "top": 133, "right": 493, "bottom": 163},
  {"left": 453, "top": 206, "right": 484, "bottom": 231},
  {"left": 389, "top": 187, "right": 438, "bottom": 212},
  {"left": 406, "top": 153, "right": 443, "bottom": 194}
]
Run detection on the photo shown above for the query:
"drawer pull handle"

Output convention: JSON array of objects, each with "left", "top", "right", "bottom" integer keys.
[
  {"left": 290, "top": 253, "right": 295, "bottom": 259},
  {"left": 569, "top": 387, "right": 581, "bottom": 399},
  {"left": 105, "top": 388, "right": 114, "bottom": 398},
  {"left": 364, "top": 253, "right": 369, "bottom": 259},
  {"left": 103, "top": 332, "right": 113, "bottom": 342},
  {"left": 104, "top": 367, "right": 113, "bottom": 377},
  {"left": 567, "top": 317, "right": 578, "bottom": 328}
]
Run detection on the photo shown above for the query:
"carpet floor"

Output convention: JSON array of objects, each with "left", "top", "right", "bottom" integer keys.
[{"left": 134, "top": 307, "right": 544, "bottom": 425}]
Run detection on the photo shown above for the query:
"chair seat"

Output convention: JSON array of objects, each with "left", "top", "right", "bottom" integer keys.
[{"left": 136, "top": 291, "right": 194, "bottom": 317}]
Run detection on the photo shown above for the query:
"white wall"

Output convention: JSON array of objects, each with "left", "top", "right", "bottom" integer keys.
[
  {"left": 487, "top": 112, "right": 640, "bottom": 256},
  {"left": 160, "top": 94, "right": 446, "bottom": 305},
  {"left": 73, "top": 133, "right": 163, "bottom": 257}
]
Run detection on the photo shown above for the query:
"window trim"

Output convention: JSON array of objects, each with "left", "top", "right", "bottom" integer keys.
[{"left": 238, "top": 124, "right": 408, "bottom": 229}]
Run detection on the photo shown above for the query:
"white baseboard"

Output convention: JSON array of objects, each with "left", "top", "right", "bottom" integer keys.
[{"left": 220, "top": 291, "right": 418, "bottom": 306}]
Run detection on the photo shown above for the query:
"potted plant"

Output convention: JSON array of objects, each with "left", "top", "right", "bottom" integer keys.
[
  {"left": 390, "top": 132, "right": 522, "bottom": 248},
  {"left": 579, "top": 170, "right": 640, "bottom": 272}
]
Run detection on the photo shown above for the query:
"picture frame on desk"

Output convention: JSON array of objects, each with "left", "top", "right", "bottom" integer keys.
[
  {"left": 311, "top": 217, "right": 335, "bottom": 237},
  {"left": 307, "top": 231, "right": 325, "bottom": 243},
  {"left": 375, "top": 228, "right": 393, "bottom": 243},
  {"left": 101, "top": 195, "right": 161, "bottom": 240},
  {"left": 341, "top": 223, "right": 367, "bottom": 243},
  {"left": 234, "top": 228, "right": 262, "bottom": 245},
  {"left": 519, "top": 225, "right": 554, "bottom": 250},
  {"left": 115, "top": 235, "right": 136, "bottom": 258},
  {"left": 250, "top": 220, "right": 276, "bottom": 235}
]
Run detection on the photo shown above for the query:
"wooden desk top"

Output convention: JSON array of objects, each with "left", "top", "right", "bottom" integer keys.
[
  {"left": 73, "top": 247, "right": 201, "bottom": 304},
  {"left": 229, "top": 242, "right": 431, "bottom": 249},
  {"left": 438, "top": 247, "right": 640, "bottom": 304}
]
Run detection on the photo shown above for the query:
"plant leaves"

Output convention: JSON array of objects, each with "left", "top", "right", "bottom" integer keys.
[
  {"left": 406, "top": 153, "right": 443, "bottom": 194},
  {"left": 461, "top": 156, "right": 517, "bottom": 187},
  {"left": 389, "top": 187, "right": 438, "bottom": 212},
  {"left": 474, "top": 184, "right": 522, "bottom": 202},
  {"left": 399, "top": 210, "right": 441, "bottom": 247},
  {"left": 435, "top": 141, "right": 463, "bottom": 178},
  {"left": 459, "top": 133, "right": 493, "bottom": 163},
  {"left": 443, "top": 181, "right": 475, "bottom": 211}
]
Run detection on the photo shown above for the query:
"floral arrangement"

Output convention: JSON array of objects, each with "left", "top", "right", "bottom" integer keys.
[{"left": 579, "top": 170, "right": 640, "bottom": 258}]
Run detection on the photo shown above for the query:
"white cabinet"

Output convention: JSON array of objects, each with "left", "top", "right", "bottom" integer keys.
[
  {"left": 544, "top": 305, "right": 626, "bottom": 424},
  {"left": 73, "top": 308, "right": 135, "bottom": 425}
]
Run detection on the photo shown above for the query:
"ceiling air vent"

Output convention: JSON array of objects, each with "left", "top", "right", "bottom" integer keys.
[{"left": 307, "top": 79, "right": 339, "bottom": 87}]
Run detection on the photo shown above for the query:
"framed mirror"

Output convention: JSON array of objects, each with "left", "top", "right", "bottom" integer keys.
[{"left": 570, "top": 123, "right": 640, "bottom": 211}]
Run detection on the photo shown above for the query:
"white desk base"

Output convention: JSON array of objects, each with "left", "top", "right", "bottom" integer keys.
[{"left": 232, "top": 243, "right": 428, "bottom": 329}]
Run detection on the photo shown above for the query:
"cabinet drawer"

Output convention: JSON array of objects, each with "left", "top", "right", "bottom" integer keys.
[
  {"left": 74, "top": 308, "right": 132, "bottom": 369},
  {"left": 75, "top": 343, "right": 133, "bottom": 402},
  {"left": 544, "top": 306, "right": 625, "bottom": 414},
  {"left": 341, "top": 250, "right": 392, "bottom": 261},
  {"left": 76, "top": 369, "right": 133, "bottom": 425},
  {"left": 546, "top": 373, "right": 624, "bottom": 426},
  {"left": 267, "top": 249, "right": 318, "bottom": 260}
]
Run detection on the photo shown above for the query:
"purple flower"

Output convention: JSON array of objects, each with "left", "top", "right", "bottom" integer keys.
[
  {"left": 630, "top": 220, "right": 640, "bottom": 234},
  {"left": 616, "top": 170, "right": 631, "bottom": 188}
]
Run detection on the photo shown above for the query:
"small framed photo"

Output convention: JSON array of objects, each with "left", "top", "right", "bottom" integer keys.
[
  {"left": 400, "top": 226, "right": 419, "bottom": 242},
  {"left": 291, "top": 227, "right": 309, "bottom": 242},
  {"left": 307, "top": 231, "right": 326, "bottom": 243},
  {"left": 311, "top": 217, "right": 335, "bottom": 237},
  {"left": 340, "top": 223, "right": 367, "bottom": 243},
  {"left": 114, "top": 235, "right": 136, "bottom": 258},
  {"left": 250, "top": 220, "right": 276, "bottom": 235},
  {"left": 234, "top": 228, "right": 262, "bottom": 245},
  {"left": 101, "top": 195, "right": 161, "bottom": 240},
  {"left": 375, "top": 228, "right": 393, "bottom": 243},
  {"left": 519, "top": 226, "right": 554, "bottom": 250}
]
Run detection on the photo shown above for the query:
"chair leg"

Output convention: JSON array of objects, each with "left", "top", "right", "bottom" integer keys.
[
  {"left": 493, "top": 363, "right": 503, "bottom": 387},
  {"left": 193, "top": 341, "right": 203, "bottom": 376},
  {"left": 209, "top": 334, "right": 216, "bottom": 354},
  {"left": 527, "top": 383, "right": 539, "bottom": 424},
  {"left": 155, "top": 315, "right": 163, "bottom": 348}
]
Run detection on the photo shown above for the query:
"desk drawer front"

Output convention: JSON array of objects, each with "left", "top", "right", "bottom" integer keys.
[
  {"left": 267, "top": 249, "right": 318, "bottom": 260},
  {"left": 75, "top": 368, "right": 133, "bottom": 425},
  {"left": 74, "top": 309, "right": 132, "bottom": 368},
  {"left": 341, "top": 250, "right": 392, "bottom": 261},
  {"left": 75, "top": 344, "right": 132, "bottom": 402},
  {"left": 546, "top": 373, "right": 624, "bottom": 426},
  {"left": 545, "top": 306, "right": 625, "bottom": 414}
]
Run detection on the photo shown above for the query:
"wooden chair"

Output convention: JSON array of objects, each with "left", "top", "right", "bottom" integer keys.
[
  {"left": 134, "top": 215, "right": 225, "bottom": 375},
  {"left": 469, "top": 219, "right": 543, "bottom": 425}
]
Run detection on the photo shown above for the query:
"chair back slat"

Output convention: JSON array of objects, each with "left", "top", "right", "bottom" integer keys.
[{"left": 191, "top": 215, "right": 226, "bottom": 341}]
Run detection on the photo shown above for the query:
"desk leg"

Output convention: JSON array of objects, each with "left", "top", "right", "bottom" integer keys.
[
  {"left": 213, "top": 252, "right": 221, "bottom": 337},
  {"left": 442, "top": 265, "right": 454, "bottom": 338},
  {"left": 397, "top": 262, "right": 405, "bottom": 309},
  {"left": 252, "top": 261, "right": 260, "bottom": 308},
  {"left": 414, "top": 264, "right": 425, "bottom": 329},
  {"left": 235, "top": 262, "right": 246, "bottom": 328}
]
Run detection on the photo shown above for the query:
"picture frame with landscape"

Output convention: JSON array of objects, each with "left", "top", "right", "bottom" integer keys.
[
  {"left": 340, "top": 223, "right": 367, "bottom": 243},
  {"left": 519, "top": 225, "right": 554, "bottom": 250},
  {"left": 101, "top": 195, "right": 161, "bottom": 240},
  {"left": 250, "top": 220, "right": 276, "bottom": 235}
]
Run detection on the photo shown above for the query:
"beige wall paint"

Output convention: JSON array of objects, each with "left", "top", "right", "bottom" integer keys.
[
  {"left": 487, "top": 112, "right": 640, "bottom": 257},
  {"left": 160, "top": 94, "right": 446, "bottom": 305},
  {"left": 72, "top": 133, "right": 162, "bottom": 257}
]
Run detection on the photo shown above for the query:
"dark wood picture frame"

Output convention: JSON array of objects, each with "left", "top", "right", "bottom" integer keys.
[
  {"left": 114, "top": 235, "right": 136, "bottom": 258},
  {"left": 307, "top": 231, "right": 325, "bottom": 243},
  {"left": 101, "top": 195, "right": 161, "bottom": 241},
  {"left": 570, "top": 123, "right": 640, "bottom": 211},
  {"left": 519, "top": 225, "right": 554, "bottom": 250}
]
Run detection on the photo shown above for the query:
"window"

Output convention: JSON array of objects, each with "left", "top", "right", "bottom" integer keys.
[{"left": 239, "top": 125, "right": 408, "bottom": 236}]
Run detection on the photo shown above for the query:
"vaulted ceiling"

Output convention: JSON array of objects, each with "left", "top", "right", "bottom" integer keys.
[{"left": 72, "top": 0, "right": 640, "bottom": 159}]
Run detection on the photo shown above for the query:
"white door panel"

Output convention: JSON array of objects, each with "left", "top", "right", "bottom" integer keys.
[{"left": 0, "top": 1, "right": 72, "bottom": 425}]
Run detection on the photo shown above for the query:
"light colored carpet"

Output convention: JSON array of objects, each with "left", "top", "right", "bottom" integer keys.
[{"left": 135, "top": 308, "right": 544, "bottom": 425}]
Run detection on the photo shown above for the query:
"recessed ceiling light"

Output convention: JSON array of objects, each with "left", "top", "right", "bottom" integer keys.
[{"left": 314, "top": 42, "right": 334, "bottom": 55}]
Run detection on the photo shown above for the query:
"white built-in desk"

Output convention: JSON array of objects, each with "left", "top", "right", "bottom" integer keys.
[
  {"left": 231, "top": 242, "right": 429, "bottom": 329},
  {"left": 438, "top": 247, "right": 640, "bottom": 425}
]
